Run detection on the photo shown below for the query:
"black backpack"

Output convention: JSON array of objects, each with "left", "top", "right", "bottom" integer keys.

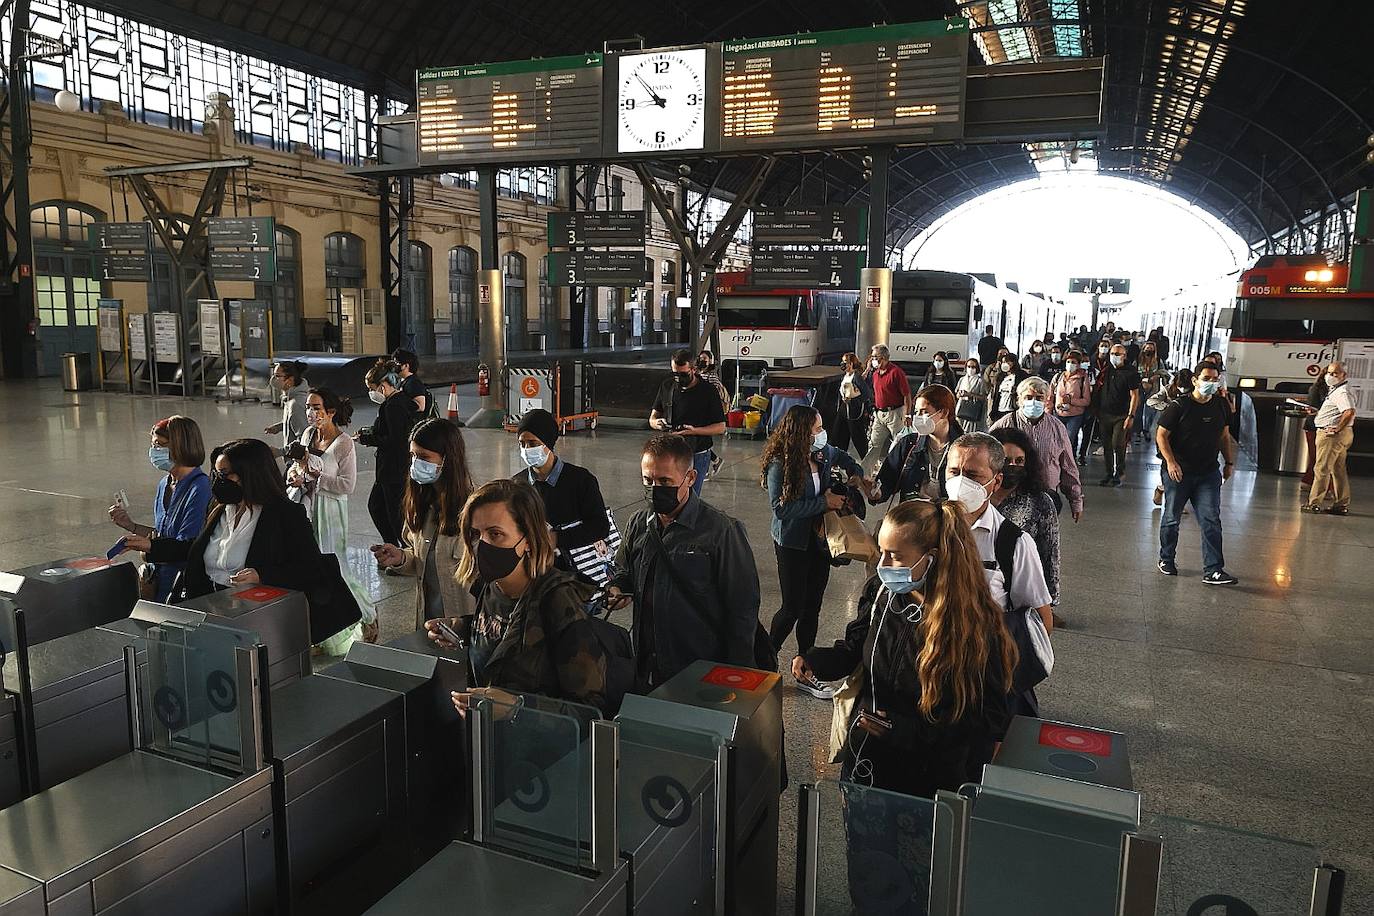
[
  {"left": 989, "top": 519, "right": 1051, "bottom": 706},
  {"left": 583, "top": 594, "right": 635, "bottom": 716}
]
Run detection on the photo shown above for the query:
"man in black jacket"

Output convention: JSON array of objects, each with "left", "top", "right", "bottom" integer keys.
[
  {"left": 606, "top": 434, "right": 761, "bottom": 692},
  {"left": 976, "top": 325, "right": 1004, "bottom": 368}
]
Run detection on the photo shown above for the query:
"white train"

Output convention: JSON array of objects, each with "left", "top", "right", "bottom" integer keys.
[
  {"left": 888, "top": 270, "right": 1087, "bottom": 371},
  {"left": 714, "top": 271, "right": 858, "bottom": 376}
]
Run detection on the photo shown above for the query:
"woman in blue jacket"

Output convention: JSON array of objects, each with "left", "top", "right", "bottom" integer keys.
[
  {"left": 761, "top": 404, "right": 869, "bottom": 698},
  {"left": 108, "top": 416, "right": 212, "bottom": 601}
]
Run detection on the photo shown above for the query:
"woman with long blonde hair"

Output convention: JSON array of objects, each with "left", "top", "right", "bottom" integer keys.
[
  {"left": 795, "top": 498, "right": 1016, "bottom": 796},
  {"left": 760, "top": 404, "right": 869, "bottom": 698}
]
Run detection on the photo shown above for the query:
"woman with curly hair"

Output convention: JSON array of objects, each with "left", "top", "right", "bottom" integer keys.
[{"left": 761, "top": 404, "right": 870, "bottom": 698}]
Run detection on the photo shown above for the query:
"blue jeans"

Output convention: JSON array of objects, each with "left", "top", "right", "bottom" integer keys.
[
  {"left": 691, "top": 449, "right": 711, "bottom": 496},
  {"left": 1062, "top": 414, "right": 1088, "bottom": 457},
  {"left": 1159, "top": 466, "right": 1224, "bottom": 573}
]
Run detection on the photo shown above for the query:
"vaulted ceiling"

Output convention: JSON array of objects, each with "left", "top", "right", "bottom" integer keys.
[{"left": 84, "top": 0, "right": 1374, "bottom": 255}]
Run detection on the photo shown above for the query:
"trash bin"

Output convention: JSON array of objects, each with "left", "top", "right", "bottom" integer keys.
[
  {"left": 60, "top": 352, "right": 93, "bottom": 392},
  {"left": 1275, "top": 406, "right": 1309, "bottom": 475}
]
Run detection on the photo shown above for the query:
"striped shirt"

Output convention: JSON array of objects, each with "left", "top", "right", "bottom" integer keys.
[{"left": 989, "top": 410, "right": 1085, "bottom": 516}]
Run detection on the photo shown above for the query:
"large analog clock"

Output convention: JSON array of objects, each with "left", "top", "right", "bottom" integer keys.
[{"left": 616, "top": 48, "right": 707, "bottom": 154}]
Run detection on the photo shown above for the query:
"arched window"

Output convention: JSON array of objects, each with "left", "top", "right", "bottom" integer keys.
[
  {"left": 403, "top": 240, "right": 433, "bottom": 355},
  {"left": 324, "top": 231, "right": 365, "bottom": 333},
  {"left": 503, "top": 251, "right": 527, "bottom": 349},
  {"left": 31, "top": 201, "right": 105, "bottom": 376},
  {"left": 448, "top": 246, "right": 477, "bottom": 356},
  {"left": 256, "top": 225, "right": 302, "bottom": 350}
]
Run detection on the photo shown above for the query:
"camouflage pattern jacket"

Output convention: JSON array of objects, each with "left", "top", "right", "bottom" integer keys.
[{"left": 469, "top": 567, "right": 608, "bottom": 717}]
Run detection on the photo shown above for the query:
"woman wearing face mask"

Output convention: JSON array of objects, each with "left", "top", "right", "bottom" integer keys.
[
  {"left": 1039, "top": 346, "right": 1063, "bottom": 381},
  {"left": 357, "top": 358, "right": 418, "bottom": 547},
  {"left": 511, "top": 409, "right": 615, "bottom": 586},
  {"left": 108, "top": 416, "right": 212, "bottom": 601},
  {"left": 835, "top": 352, "right": 874, "bottom": 458},
  {"left": 955, "top": 358, "right": 989, "bottom": 432},
  {"left": 1023, "top": 340, "right": 1047, "bottom": 375},
  {"left": 923, "top": 351, "right": 957, "bottom": 390},
  {"left": 373, "top": 418, "right": 476, "bottom": 630},
  {"left": 286, "top": 388, "right": 379, "bottom": 650},
  {"left": 872, "top": 385, "right": 964, "bottom": 504},
  {"left": 1051, "top": 350, "right": 1093, "bottom": 466},
  {"left": 424, "top": 479, "right": 608, "bottom": 719},
  {"left": 1135, "top": 341, "right": 1168, "bottom": 441},
  {"left": 990, "top": 377, "right": 1083, "bottom": 521},
  {"left": 988, "top": 352, "right": 1028, "bottom": 424},
  {"left": 391, "top": 348, "right": 433, "bottom": 417},
  {"left": 762, "top": 406, "right": 868, "bottom": 697},
  {"left": 989, "top": 428, "right": 1061, "bottom": 612},
  {"left": 265, "top": 360, "right": 309, "bottom": 455},
  {"left": 154, "top": 438, "right": 361, "bottom": 641},
  {"left": 794, "top": 499, "right": 1015, "bottom": 798}
]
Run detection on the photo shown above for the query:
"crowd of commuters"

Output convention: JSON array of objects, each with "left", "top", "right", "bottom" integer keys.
[{"left": 97, "top": 330, "right": 1360, "bottom": 825}]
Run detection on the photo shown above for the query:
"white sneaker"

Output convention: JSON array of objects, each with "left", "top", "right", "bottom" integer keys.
[{"left": 795, "top": 674, "right": 837, "bottom": 700}]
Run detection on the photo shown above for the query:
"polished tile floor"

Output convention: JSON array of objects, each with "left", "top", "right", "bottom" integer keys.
[{"left": 1, "top": 379, "right": 1370, "bottom": 912}]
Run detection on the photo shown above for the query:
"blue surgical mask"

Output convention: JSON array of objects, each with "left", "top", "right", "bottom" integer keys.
[
  {"left": 1021, "top": 399, "right": 1046, "bottom": 420},
  {"left": 811, "top": 429, "right": 828, "bottom": 452},
  {"left": 409, "top": 456, "right": 442, "bottom": 485},
  {"left": 1109, "top": 355, "right": 1125, "bottom": 368},
  {"left": 148, "top": 446, "right": 174, "bottom": 472},
  {"left": 1196, "top": 380, "right": 1220, "bottom": 397},
  {"left": 877, "top": 554, "right": 933, "bottom": 595},
  {"left": 520, "top": 445, "right": 549, "bottom": 468}
]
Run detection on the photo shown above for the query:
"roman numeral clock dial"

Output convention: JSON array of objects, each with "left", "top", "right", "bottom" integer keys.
[{"left": 616, "top": 48, "right": 707, "bottom": 153}]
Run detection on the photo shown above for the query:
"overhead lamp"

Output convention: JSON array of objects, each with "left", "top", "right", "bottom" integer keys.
[{"left": 53, "top": 90, "right": 80, "bottom": 113}]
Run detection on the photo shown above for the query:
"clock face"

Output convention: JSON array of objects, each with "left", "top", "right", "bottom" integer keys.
[{"left": 616, "top": 48, "right": 707, "bottom": 153}]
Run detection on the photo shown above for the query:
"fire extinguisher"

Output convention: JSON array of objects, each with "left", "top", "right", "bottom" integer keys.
[{"left": 476, "top": 363, "right": 490, "bottom": 398}]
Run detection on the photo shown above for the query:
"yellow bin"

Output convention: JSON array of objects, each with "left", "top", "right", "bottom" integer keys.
[{"left": 743, "top": 410, "right": 762, "bottom": 430}]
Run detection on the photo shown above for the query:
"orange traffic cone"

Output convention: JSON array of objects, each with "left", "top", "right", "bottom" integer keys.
[{"left": 447, "top": 383, "right": 462, "bottom": 426}]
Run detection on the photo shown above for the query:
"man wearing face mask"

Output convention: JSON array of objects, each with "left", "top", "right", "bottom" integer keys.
[
  {"left": 649, "top": 350, "right": 727, "bottom": 496},
  {"left": 606, "top": 435, "right": 761, "bottom": 692},
  {"left": 861, "top": 345, "right": 914, "bottom": 475},
  {"left": 1092, "top": 344, "right": 1142, "bottom": 487},
  {"left": 512, "top": 409, "right": 615, "bottom": 585},
  {"left": 1304, "top": 361, "right": 1357, "bottom": 517},
  {"left": 1155, "top": 363, "right": 1238, "bottom": 584},
  {"left": 990, "top": 376, "right": 1084, "bottom": 521},
  {"left": 944, "top": 433, "right": 1053, "bottom": 637}
]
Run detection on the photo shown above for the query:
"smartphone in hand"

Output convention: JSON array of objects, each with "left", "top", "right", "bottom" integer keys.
[
  {"left": 106, "top": 536, "right": 128, "bottom": 560},
  {"left": 114, "top": 489, "right": 129, "bottom": 510},
  {"left": 432, "top": 619, "right": 465, "bottom": 648}
]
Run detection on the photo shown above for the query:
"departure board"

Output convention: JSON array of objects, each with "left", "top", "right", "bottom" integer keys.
[
  {"left": 417, "top": 53, "right": 604, "bottom": 165},
  {"left": 719, "top": 20, "right": 969, "bottom": 152}
]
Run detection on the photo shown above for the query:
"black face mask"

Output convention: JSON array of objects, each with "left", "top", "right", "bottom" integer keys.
[
  {"left": 674, "top": 371, "right": 692, "bottom": 389},
  {"left": 646, "top": 482, "right": 685, "bottom": 515},
  {"left": 1000, "top": 466, "right": 1027, "bottom": 491},
  {"left": 211, "top": 474, "right": 243, "bottom": 505},
  {"left": 476, "top": 537, "right": 525, "bottom": 583}
]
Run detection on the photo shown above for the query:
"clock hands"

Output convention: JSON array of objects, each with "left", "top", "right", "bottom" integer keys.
[{"left": 634, "top": 72, "right": 667, "bottom": 108}]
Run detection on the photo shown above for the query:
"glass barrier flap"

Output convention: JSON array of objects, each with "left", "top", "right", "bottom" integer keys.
[
  {"left": 138, "top": 620, "right": 260, "bottom": 775},
  {"left": 809, "top": 779, "right": 939, "bottom": 915},
  {"left": 481, "top": 693, "right": 598, "bottom": 872},
  {"left": 1150, "top": 815, "right": 1324, "bottom": 916},
  {"left": 961, "top": 783, "right": 1135, "bottom": 916}
]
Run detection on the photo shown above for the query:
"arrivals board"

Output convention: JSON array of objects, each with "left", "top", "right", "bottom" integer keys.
[
  {"left": 719, "top": 20, "right": 968, "bottom": 152},
  {"left": 417, "top": 53, "right": 604, "bottom": 165}
]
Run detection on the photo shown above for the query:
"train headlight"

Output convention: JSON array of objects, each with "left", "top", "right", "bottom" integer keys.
[
  {"left": 1303, "top": 269, "right": 1335, "bottom": 283},
  {"left": 1238, "top": 377, "right": 1264, "bottom": 389}
]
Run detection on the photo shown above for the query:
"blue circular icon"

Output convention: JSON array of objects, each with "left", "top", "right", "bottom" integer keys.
[
  {"left": 507, "top": 760, "right": 551, "bottom": 813},
  {"left": 205, "top": 670, "right": 237, "bottom": 713},
  {"left": 1186, "top": 895, "right": 1259, "bottom": 916},
  {"left": 153, "top": 685, "right": 185, "bottom": 729},
  {"left": 642, "top": 775, "right": 692, "bottom": 828}
]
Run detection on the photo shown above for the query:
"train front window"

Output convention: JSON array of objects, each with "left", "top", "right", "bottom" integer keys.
[
  {"left": 1244, "top": 299, "right": 1374, "bottom": 340},
  {"left": 892, "top": 295, "right": 970, "bottom": 332},
  {"left": 718, "top": 295, "right": 811, "bottom": 328}
]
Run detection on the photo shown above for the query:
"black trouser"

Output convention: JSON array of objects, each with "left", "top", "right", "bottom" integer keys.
[
  {"left": 1098, "top": 414, "right": 1130, "bottom": 479},
  {"left": 368, "top": 477, "right": 407, "bottom": 546},
  {"left": 769, "top": 538, "right": 832, "bottom": 656},
  {"left": 832, "top": 405, "right": 870, "bottom": 459}
]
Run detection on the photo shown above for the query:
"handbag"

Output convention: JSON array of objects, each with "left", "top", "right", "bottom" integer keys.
[
  {"left": 956, "top": 396, "right": 982, "bottom": 423},
  {"left": 138, "top": 563, "right": 159, "bottom": 600},
  {"left": 822, "top": 510, "right": 879, "bottom": 564},
  {"left": 564, "top": 510, "right": 622, "bottom": 586},
  {"left": 828, "top": 665, "right": 864, "bottom": 764}
]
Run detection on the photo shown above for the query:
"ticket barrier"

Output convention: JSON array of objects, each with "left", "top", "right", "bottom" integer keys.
[
  {"left": 794, "top": 714, "right": 1346, "bottom": 916},
  {"left": 272, "top": 637, "right": 467, "bottom": 914},
  {"left": 366, "top": 660, "right": 783, "bottom": 916},
  {"left": 0, "top": 560, "right": 140, "bottom": 808},
  {"left": 0, "top": 619, "right": 280, "bottom": 915}
]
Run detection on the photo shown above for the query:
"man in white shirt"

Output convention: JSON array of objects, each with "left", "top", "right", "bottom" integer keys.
[
  {"left": 944, "top": 432, "right": 1054, "bottom": 633},
  {"left": 1305, "top": 361, "right": 1358, "bottom": 516}
]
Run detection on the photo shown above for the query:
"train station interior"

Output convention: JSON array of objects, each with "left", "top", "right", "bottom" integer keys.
[{"left": 0, "top": 1, "right": 1369, "bottom": 914}]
